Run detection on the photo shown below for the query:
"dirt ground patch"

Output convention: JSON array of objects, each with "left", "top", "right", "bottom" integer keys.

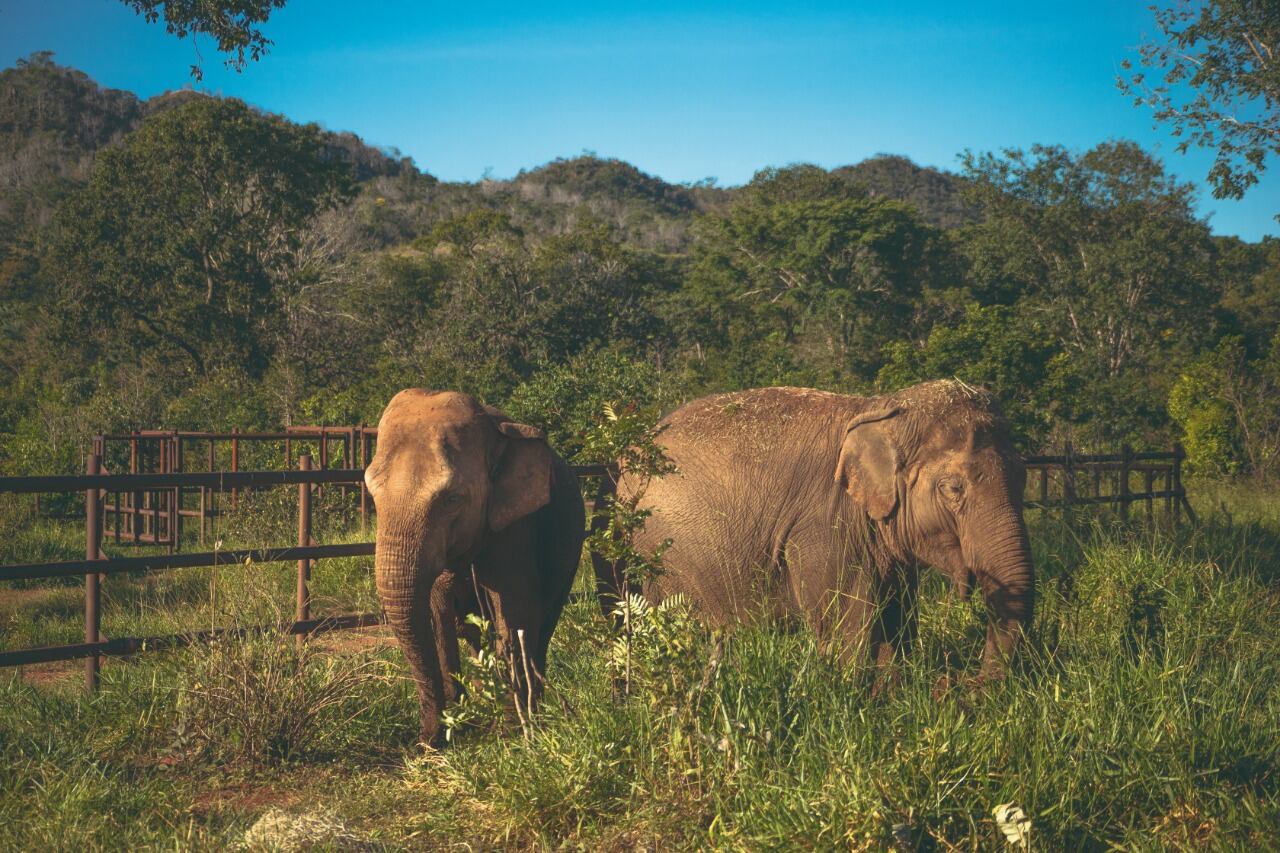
[
  {"left": 191, "top": 781, "right": 304, "bottom": 818},
  {"left": 0, "top": 584, "right": 69, "bottom": 613},
  {"left": 311, "top": 624, "right": 395, "bottom": 655},
  {"left": 10, "top": 660, "right": 80, "bottom": 688}
]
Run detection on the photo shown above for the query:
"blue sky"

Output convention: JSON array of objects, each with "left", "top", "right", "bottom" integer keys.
[{"left": 4, "top": 0, "right": 1277, "bottom": 240}]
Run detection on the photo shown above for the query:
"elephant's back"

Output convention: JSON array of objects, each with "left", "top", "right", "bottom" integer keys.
[{"left": 651, "top": 387, "right": 860, "bottom": 477}]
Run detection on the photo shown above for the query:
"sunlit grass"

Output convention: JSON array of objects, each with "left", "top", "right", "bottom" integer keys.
[{"left": 1, "top": 481, "right": 1278, "bottom": 849}]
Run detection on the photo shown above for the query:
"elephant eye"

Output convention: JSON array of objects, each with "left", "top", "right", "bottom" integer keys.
[
  {"left": 938, "top": 478, "right": 964, "bottom": 499},
  {"left": 439, "top": 491, "right": 466, "bottom": 509}
]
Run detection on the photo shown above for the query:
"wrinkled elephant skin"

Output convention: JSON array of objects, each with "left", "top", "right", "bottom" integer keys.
[{"left": 594, "top": 381, "right": 1033, "bottom": 679}]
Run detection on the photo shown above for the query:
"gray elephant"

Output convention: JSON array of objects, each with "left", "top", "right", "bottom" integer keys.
[
  {"left": 593, "top": 381, "right": 1034, "bottom": 678},
  {"left": 365, "top": 389, "right": 585, "bottom": 746}
]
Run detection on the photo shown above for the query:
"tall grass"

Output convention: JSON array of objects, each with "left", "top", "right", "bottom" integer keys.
[{"left": 0, "top": 484, "right": 1278, "bottom": 848}]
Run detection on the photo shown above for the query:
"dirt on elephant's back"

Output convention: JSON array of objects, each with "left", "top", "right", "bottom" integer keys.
[
  {"left": 668, "top": 380, "right": 1002, "bottom": 448},
  {"left": 669, "top": 387, "right": 857, "bottom": 444},
  {"left": 883, "top": 379, "right": 998, "bottom": 428}
]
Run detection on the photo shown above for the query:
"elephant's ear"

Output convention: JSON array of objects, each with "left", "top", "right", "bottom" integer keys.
[
  {"left": 834, "top": 408, "right": 902, "bottom": 521},
  {"left": 488, "top": 419, "right": 554, "bottom": 533}
]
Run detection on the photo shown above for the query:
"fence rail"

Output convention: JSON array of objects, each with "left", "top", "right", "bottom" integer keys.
[
  {"left": 0, "top": 455, "right": 611, "bottom": 688},
  {"left": 82, "top": 425, "right": 381, "bottom": 551},
  {"left": 1021, "top": 441, "right": 1195, "bottom": 524},
  {"left": 0, "top": 435, "right": 1190, "bottom": 688}
]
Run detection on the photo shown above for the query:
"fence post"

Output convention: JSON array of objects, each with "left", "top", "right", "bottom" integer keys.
[
  {"left": 346, "top": 426, "right": 356, "bottom": 503},
  {"left": 159, "top": 437, "right": 168, "bottom": 547},
  {"left": 85, "top": 453, "right": 103, "bottom": 691},
  {"left": 297, "top": 454, "right": 313, "bottom": 652},
  {"left": 230, "top": 427, "right": 240, "bottom": 507},
  {"left": 1062, "top": 440, "right": 1076, "bottom": 521},
  {"left": 206, "top": 438, "right": 217, "bottom": 542},
  {"left": 171, "top": 434, "right": 181, "bottom": 553},
  {"left": 1119, "top": 444, "right": 1132, "bottom": 522},
  {"left": 130, "top": 432, "right": 140, "bottom": 544},
  {"left": 1145, "top": 468, "right": 1155, "bottom": 524},
  {"left": 1173, "top": 443, "right": 1191, "bottom": 525},
  {"left": 318, "top": 428, "right": 328, "bottom": 500},
  {"left": 358, "top": 424, "right": 369, "bottom": 534}
]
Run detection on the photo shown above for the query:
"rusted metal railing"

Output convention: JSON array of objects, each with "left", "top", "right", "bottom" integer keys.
[
  {"left": 92, "top": 426, "right": 380, "bottom": 550},
  {"left": 1022, "top": 442, "right": 1195, "bottom": 523},
  {"left": 0, "top": 459, "right": 613, "bottom": 686}
]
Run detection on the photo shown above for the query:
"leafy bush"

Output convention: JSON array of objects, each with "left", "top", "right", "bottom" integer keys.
[
  {"left": 1169, "top": 334, "right": 1280, "bottom": 475},
  {"left": 879, "top": 302, "right": 1058, "bottom": 446},
  {"left": 503, "top": 346, "right": 668, "bottom": 462}
]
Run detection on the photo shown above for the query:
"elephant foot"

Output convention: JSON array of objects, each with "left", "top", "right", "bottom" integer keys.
[
  {"left": 418, "top": 727, "right": 447, "bottom": 750},
  {"left": 870, "top": 665, "right": 903, "bottom": 699},
  {"left": 931, "top": 671, "right": 998, "bottom": 703}
]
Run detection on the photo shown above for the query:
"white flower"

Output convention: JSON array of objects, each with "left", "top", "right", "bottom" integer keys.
[{"left": 993, "top": 802, "right": 1031, "bottom": 848}]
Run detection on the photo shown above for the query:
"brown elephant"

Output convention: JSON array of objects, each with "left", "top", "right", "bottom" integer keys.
[
  {"left": 594, "top": 380, "right": 1034, "bottom": 678},
  {"left": 365, "top": 389, "right": 585, "bottom": 746}
]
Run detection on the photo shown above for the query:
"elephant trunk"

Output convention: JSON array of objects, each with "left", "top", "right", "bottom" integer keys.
[
  {"left": 376, "top": 532, "right": 446, "bottom": 746},
  {"left": 972, "top": 506, "right": 1035, "bottom": 677}
]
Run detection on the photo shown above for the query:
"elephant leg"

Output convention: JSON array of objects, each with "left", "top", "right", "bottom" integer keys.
[
  {"left": 534, "top": 552, "right": 581, "bottom": 678},
  {"left": 476, "top": 518, "right": 546, "bottom": 715},
  {"left": 818, "top": 583, "right": 877, "bottom": 668},
  {"left": 454, "top": 569, "right": 486, "bottom": 655},
  {"left": 482, "top": 585, "right": 544, "bottom": 716},
  {"left": 591, "top": 546, "right": 631, "bottom": 626},
  {"left": 868, "top": 565, "right": 908, "bottom": 661},
  {"left": 430, "top": 571, "right": 463, "bottom": 704},
  {"left": 868, "top": 563, "right": 918, "bottom": 695},
  {"left": 784, "top": 526, "right": 877, "bottom": 667}
]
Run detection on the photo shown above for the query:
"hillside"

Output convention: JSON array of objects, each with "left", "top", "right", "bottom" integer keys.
[
  {"left": 0, "top": 54, "right": 973, "bottom": 258},
  {"left": 3, "top": 52, "right": 1270, "bottom": 481},
  {"left": 0, "top": 54, "right": 410, "bottom": 254},
  {"left": 836, "top": 154, "right": 979, "bottom": 228}
]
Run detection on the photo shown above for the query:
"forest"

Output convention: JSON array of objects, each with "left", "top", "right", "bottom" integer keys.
[{"left": 3, "top": 52, "right": 1277, "bottom": 477}]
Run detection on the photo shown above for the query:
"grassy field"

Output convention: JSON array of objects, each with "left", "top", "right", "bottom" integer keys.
[{"left": 2, "top": 482, "right": 1279, "bottom": 850}]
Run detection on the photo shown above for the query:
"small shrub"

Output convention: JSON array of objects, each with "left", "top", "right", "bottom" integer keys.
[
  {"left": 170, "top": 629, "right": 395, "bottom": 767},
  {"left": 166, "top": 576, "right": 396, "bottom": 767},
  {"left": 440, "top": 613, "right": 519, "bottom": 741}
]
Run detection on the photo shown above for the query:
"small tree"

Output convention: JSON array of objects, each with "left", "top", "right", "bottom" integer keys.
[
  {"left": 582, "top": 403, "right": 676, "bottom": 696},
  {"left": 46, "top": 97, "right": 352, "bottom": 378},
  {"left": 1169, "top": 334, "right": 1280, "bottom": 475}
]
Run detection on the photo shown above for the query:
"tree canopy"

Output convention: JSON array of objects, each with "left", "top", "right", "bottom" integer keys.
[
  {"left": 121, "top": 0, "right": 288, "bottom": 80},
  {"left": 1, "top": 62, "right": 1278, "bottom": 475},
  {"left": 45, "top": 96, "right": 352, "bottom": 377},
  {"left": 1120, "top": 0, "right": 1280, "bottom": 203}
]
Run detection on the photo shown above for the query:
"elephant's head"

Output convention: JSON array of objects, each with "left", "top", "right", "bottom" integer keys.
[
  {"left": 835, "top": 380, "right": 1034, "bottom": 676},
  {"left": 365, "top": 389, "right": 555, "bottom": 742}
]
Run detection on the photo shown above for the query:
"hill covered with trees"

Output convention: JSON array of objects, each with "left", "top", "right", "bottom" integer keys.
[{"left": 1, "top": 53, "right": 1277, "bottom": 478}]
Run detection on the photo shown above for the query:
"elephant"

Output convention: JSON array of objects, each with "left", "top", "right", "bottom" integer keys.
[
  {"left": 365, "top": 389, "right": 586, "bottom": 746},
  {"left": 593, "top": 380, "right": 1034, "bottom": 679}
]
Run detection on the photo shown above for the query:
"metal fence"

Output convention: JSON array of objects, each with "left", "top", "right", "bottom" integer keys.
[
  {"left": 87, "top": 425, "right": 378, "bottom": 550},
  {"left": 1023, "top": 442, "right": 1196, "bottom": 524},
  {"left": 0, "top": 452, "right": 610, "bottom": 690},
  {"left": 0, "top": 439, "right": 1193, "bottom": 690}
]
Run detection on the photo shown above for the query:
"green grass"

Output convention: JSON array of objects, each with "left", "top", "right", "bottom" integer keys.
[{"left": 2, "top": 483, "right": 1279, "bottom": 849}]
